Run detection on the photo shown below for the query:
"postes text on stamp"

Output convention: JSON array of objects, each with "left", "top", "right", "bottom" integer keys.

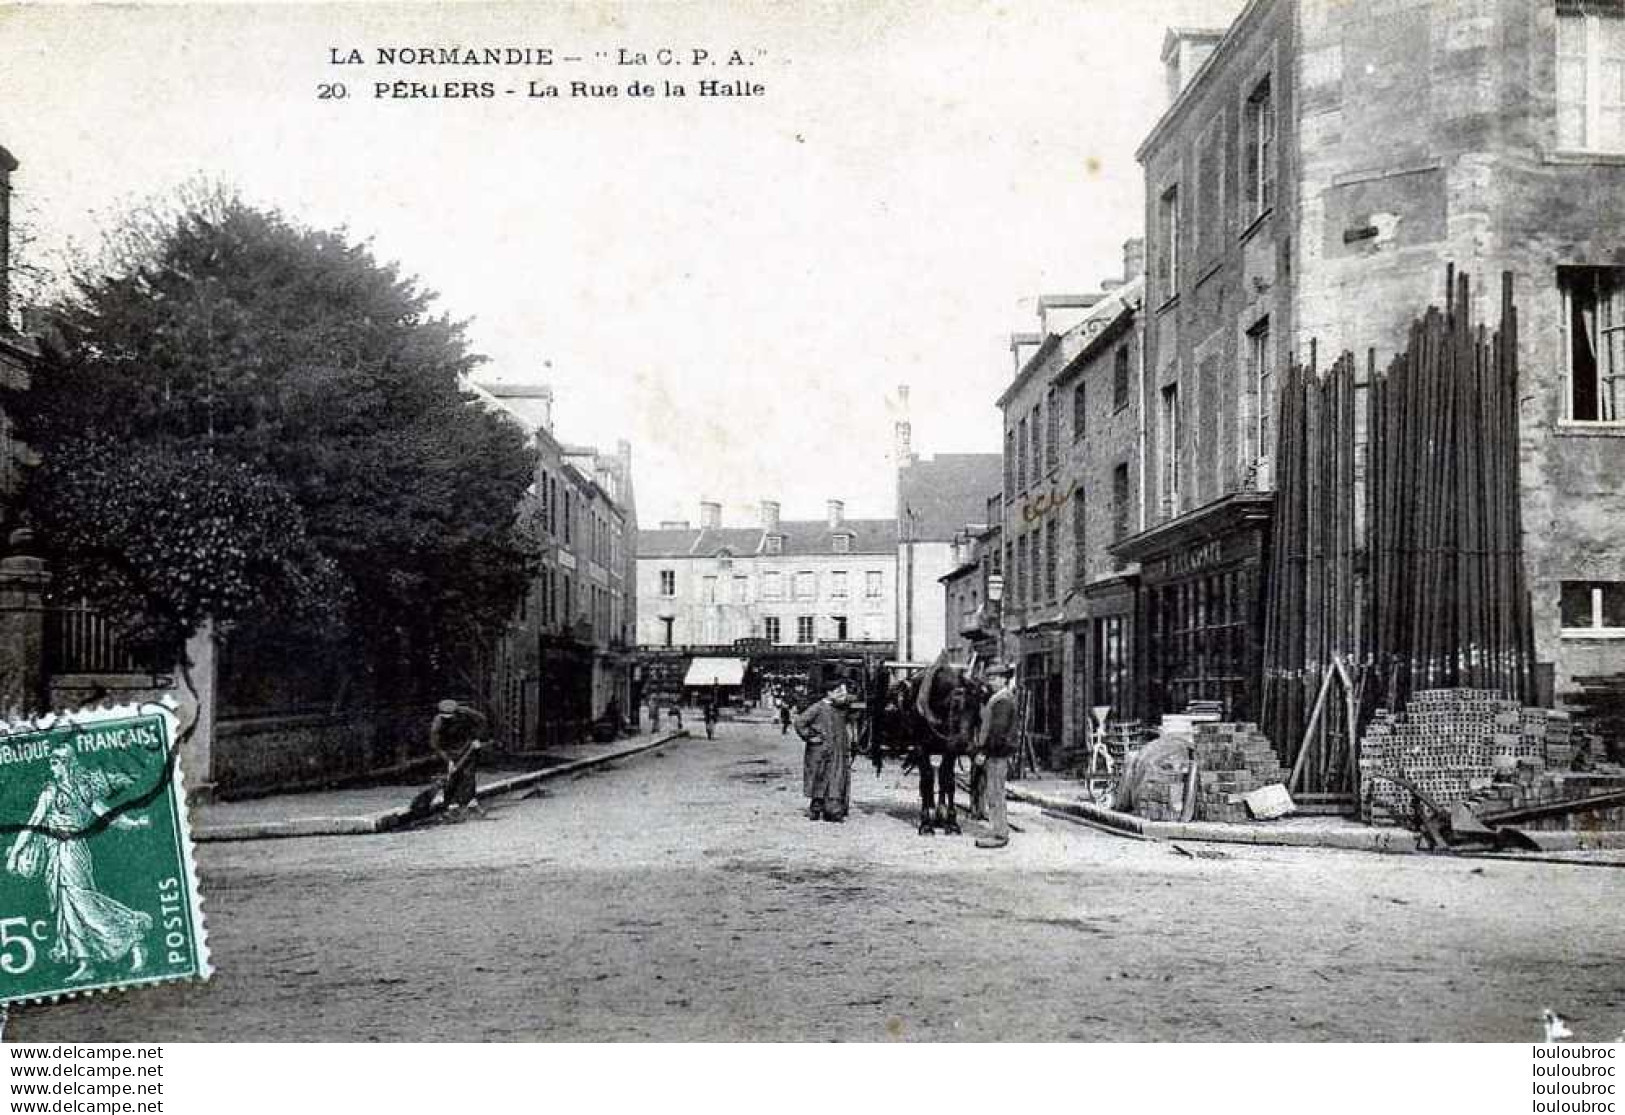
[{"left": 0, "top": 701, "right": 210, "bottom": 1004}]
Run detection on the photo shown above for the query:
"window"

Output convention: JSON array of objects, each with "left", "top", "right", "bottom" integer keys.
[
  {"left": 1160, "top": 384, "right": 1181, "bottom": 516},
  {"left": 1004, "top": 428, "right": 1015, "bottom": 497},
  {"left": 766, "top": 534, "right": 783, "bottom": 555},
  {"left": 797, "top": 615, "right": 815, "bottom": 644},
  {"left": 1113, "top": 463, "right": 1131, "bottom": 544},
  {"left": 732, "top": 575, "right": 748, "bottom": 603},
  {"left": 1558, "top": 3, "right": 1625, "bottom": 152},
  {"left": 661, "top": 616, "right": 674, "bottom": 647},
  {"left": 832, "top": 534, "right": 851, "bottom": 554},
  {"left": 1073, "top": 380, "right": 1087, "bottom": 442},
  {"left": 1073, "top": 493, "right": 1088, "bottom": 585},
  {"left": 762, "top": 570, "right": 782, "bottom": 599},
  {"left": 1244, "top": 77, "right": 1275, "bottom": 220},
  {"left": 1157, "top": 185, "right": 1180, "bottom": 300},
  {"left": 1113, "top": 345, "right": 1130, "bottom": 410},
  {"left": 1044, "top": 519, "right": 1058, "bottom": 602},
  {"left": 764, "top": 616, "right": 781, "bottom": 644},
  {"left": 1196, "top": 112, "right": 1225, "bottom": 260},
  {"left": 702, "top": 575, "right": 717, "bottom": 604},
  {"left": 1004, "top": 542, "right": 1015, "bottom": 603},
  {"left": 1562, "top": 266, "right": 1625, "bottom": 421},
  {"left": 865, "top": 570, "right": 883, "bottom": 598},
  {"left": 1045, "top": 389, "right": 1059, "bottom": 468},
  {"left": 659, "top": 569, "right": 676, "bottom": 597},
  {"left": 794, "top": 571, "right": 815, "bottom": 599},
  {"left": 831, "top": 570, "right": 848, "bottom": 598},
  {"left": 1247, "top": 317, "right": 1273, "bottom": 464},
  {"left": 832, "top": 616, "right": 848, "bottom": 641},
  {"left": 1016, "top": 535, "right": 1029, "bottom": 605},
  {"left": 1561, "top": 581, "right": 1625, "bottom": 631},
  {"left": 1030, "top": 403, "right": 1044, "bottom": 479},
  {"left": 1017, "top": 417, "right": 1029, "bottom": 490}
]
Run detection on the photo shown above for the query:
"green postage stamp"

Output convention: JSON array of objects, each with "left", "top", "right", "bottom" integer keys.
[{"left": 0, "top": 700, "right": 210, "bottom": 1004}]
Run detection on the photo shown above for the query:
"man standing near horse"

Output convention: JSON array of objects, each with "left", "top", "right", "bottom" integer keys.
[
  {"left": 974, "top": 664, "right": 1018, "bottom": 849},
  {"left": 794, "top": 683, "right": 854, "bottom": 822}
]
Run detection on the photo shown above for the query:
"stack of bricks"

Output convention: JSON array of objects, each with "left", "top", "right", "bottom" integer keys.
[
  {"left": 1190, "top": 722, "right": 1288, "bottom": 823},
  {"left": 1358, "top": 688, "right": 1610, "bottom": 824},
  {"left": 1129, "top": 723, "right": 1288, "bottom": 824}
]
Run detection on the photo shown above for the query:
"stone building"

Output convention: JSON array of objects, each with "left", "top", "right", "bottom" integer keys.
[
  {"left": 638, "top": 499, "right": 895, "bottom": 650},
  {"left": 1119, "top": 0, "right": 1625, "bottom": 725},
  {"left": 635, "top": 500, "right": 896, "bottom": 706},
  {"left": 893, "top": 413, "right": 1004, "bottom": 664},
  {"left": 476, "top": 381, "right": 638, "bottom": 749},
  {"left": 937, "top": 495, "right": 1002, "bottom": 666},
  {"left": 997, "top": 255, "right": 1145, "bottom": 763}
]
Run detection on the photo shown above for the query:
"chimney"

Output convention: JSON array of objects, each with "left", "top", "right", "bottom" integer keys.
[
  {"left": 1010, "top": 332, "right": 1043, "bottom": 376},
  {"left": 482, "top": 381, "right": 554, "bottom": 433},
  {"left": 1162, "top": 28, "right": 1226, "bottom": 106},
  {"left": 0, "top": 146, "right": 17, "bottom": 332},
  {"left": 827, "top": 499, "right": 845, "bottom": 530},
  {"left": 894, "top": 384, "right": 914, "bottom": 465},
  {"left": 1123, "top": 237, "right": 1146, "bottom": 283},
  {"left": 760, "top": 499, "right": 781, "bottom": 532},
  {"left": 699, "top": 500, "right": 722, "bottom": 530},
  {"left": 1038, "top": 294, "right": 1105, "bottom": 337}
]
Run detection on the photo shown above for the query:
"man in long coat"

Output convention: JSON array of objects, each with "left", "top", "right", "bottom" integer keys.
[{"left": 794, "top": 684, "right": 854, "bottom": 822}]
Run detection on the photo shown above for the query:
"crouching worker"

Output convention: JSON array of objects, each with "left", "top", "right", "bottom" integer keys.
[{"left": 431, "top": 699, "right": 488, "bottom": 820}]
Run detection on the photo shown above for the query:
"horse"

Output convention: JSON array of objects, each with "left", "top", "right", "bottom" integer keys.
[{"left": 867, "top": 657, "right": 992, "bottom": 836}]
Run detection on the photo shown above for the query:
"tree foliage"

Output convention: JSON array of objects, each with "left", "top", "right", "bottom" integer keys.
[{"left": 7, "top": 197, "right": 539, "bottom": 672}]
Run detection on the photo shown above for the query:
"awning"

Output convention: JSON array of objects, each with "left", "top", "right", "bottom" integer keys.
[{"left": 684, "top": 657, "right": 748, "bottom": 687}]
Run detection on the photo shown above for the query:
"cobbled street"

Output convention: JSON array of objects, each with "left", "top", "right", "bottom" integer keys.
[{"left": 14, "top": 718, "right": 1625, "bottom": 1042}]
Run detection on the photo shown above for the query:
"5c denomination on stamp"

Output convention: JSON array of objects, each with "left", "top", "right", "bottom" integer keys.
[{"left": 0, "top": 701, "right": 210, "bottom": 1004}]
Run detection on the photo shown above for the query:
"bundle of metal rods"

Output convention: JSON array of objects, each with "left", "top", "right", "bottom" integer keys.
[
  {"left": 1260, "top": 346, "right": 1362, "bottom": 791},
  {"left": 1260, "top": 269, "right": 1534, "bottom": 790},
  {"left": 1368, "top": 269, "right": 1533, "bottom": 713}
]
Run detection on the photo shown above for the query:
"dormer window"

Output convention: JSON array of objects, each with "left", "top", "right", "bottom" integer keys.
[
  {"left": 766, "top": 535, "right": 784, "bottom": 555},
  {"left": 832, "top": 534, "right": 851, "bottom": 554}
]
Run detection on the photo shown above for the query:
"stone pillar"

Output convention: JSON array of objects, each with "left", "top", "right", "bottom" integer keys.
[
  {"left": 0, "top": 535, "right": 49, "bottom": 713},
  {"left": 178, "top": 620, "right": 218, "bottom": 802}
]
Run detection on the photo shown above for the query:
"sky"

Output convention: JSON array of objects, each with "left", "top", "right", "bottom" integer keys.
[{"left": 0, "top": 0, "right": 1243, "bottom": 528}]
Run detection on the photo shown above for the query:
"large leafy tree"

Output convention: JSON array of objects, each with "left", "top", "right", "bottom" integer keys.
[{"left": 7, "top": 197, "right": 538, "bottom": 681}]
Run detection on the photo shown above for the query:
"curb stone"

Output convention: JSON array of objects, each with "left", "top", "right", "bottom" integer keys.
[
  {"left": 194, "top": 730, "right": 688, "bottom": 842},
  {"left": 1007, "top": 783, "right": 1625, "bottom": 854}
]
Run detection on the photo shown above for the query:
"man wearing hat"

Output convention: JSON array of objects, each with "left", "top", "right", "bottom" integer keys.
[
  {"left": 793, "top": 683, "right": 855, "bottom": 822},
  {"left": 973, "top": 664, "right": 1018, "bottom": 849}
]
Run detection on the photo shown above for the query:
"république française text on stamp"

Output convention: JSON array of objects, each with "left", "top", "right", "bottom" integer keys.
[{"left": 0, "top": 700, "right": 210, "bottom": 1004}]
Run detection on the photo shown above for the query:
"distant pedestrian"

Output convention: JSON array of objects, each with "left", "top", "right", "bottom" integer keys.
[
  {"left": 973, "top": 665, "right": 1017, "bottom": 849},
  {"left": 703, "top": 700, "right": 719, "bottom": 740},
  {"left": 777, "top": 696, "right": 792, "bottom": 735},
  {"left": 794, "top": 683, "right": 854, "bottom": 822},
  {"left": 430, "top": 699, "right": 488, "bottom": 820},
  {"left": 670, "top": 704, "right": 684, "bottom": 731},
  {"left": 650, "top": 704, "right": 663, "bottom": 734}
]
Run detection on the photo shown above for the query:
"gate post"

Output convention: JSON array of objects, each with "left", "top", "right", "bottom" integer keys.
[{"left": 0, "top": 528, "right": 50, "bottom": 713}]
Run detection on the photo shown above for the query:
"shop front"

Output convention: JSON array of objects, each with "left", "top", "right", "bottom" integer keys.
[{"left": 1112, "top": 493, "right": 1273, "bottom": 725}]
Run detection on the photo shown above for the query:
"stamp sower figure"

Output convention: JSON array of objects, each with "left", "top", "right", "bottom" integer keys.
[
  {"left": 5, "top": 746, "right": 152, "bottom": 983},
  {"left": 974, "top": 664, "right": 1018, "bottom": 849},
  {"left": 795, "top": 683, "right": 854, "bottom": 822},
  {"left": 431, "top": 699, "right": 487, "bottom": 819}
]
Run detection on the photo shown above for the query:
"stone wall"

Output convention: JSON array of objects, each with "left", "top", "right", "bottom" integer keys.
[
  {"left": 1293, "top": 0, "right": 1625, "bottom": 693},
  {"left": 211, "top": 704, "right": 436, "bottom": 800}
]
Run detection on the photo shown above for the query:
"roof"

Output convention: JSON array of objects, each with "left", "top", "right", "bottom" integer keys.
[
  {"left": 898, "top": 454, "right": 1004, "bottom": 542},
  {"left": 684, "top": 657, "right": 749, "bottom": 687},
  {"left": 638, "top": 517, "right": 896, "bottom": 559},
  {"left": 1136, "top": 0, "right": 1269, "bottom": 164}
]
